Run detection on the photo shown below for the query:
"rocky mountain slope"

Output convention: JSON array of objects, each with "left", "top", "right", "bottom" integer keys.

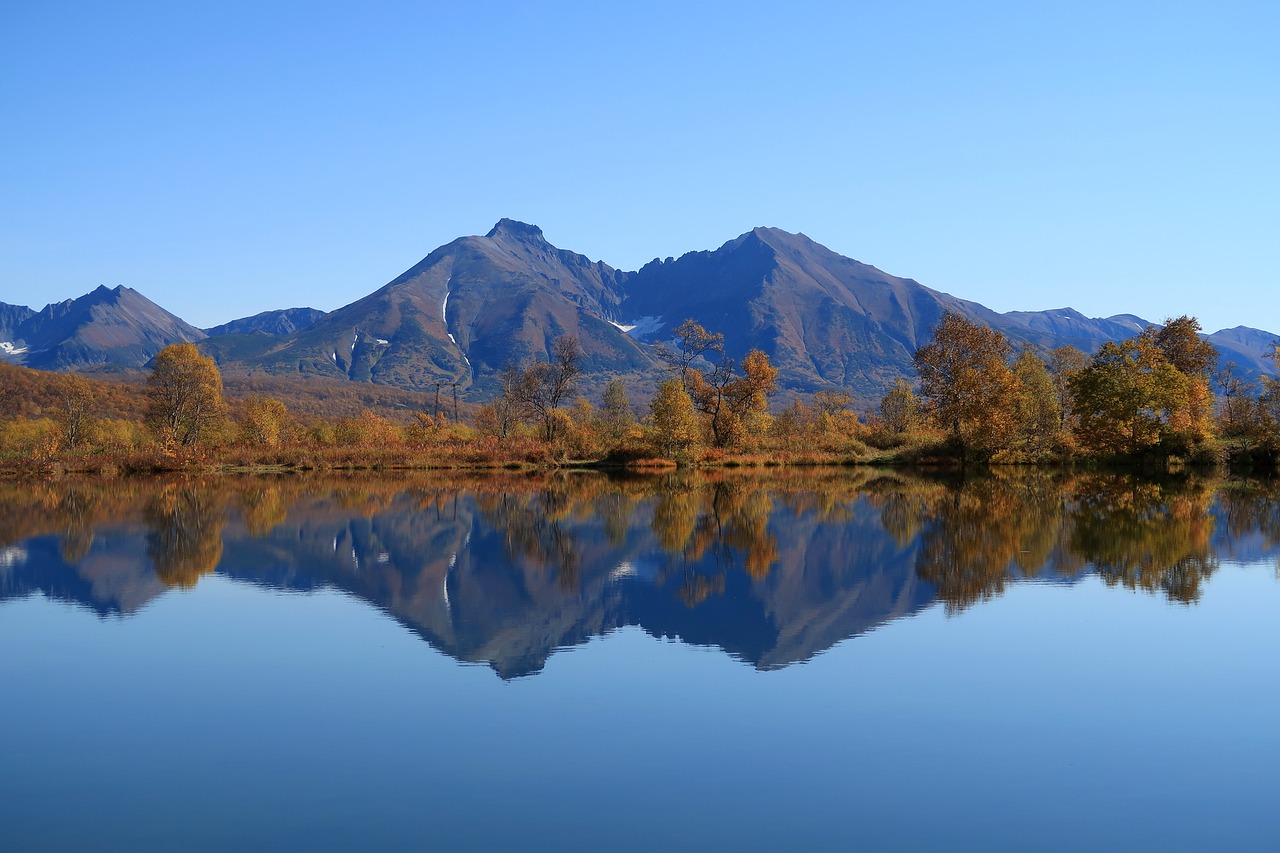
[
  {"left": 203, "top": 307, "right": 326, "bottom": 337},
  {"left": 0, "top": 285, "right": 205, "bottom": 371},
  {"left": 199, "top": 219, "right": 654, "bottom": 395},
  {"left": 5, "top": 221, "right": 1275, "bottom": 400}
]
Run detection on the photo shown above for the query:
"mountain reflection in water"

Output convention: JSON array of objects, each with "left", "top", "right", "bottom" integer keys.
[{"left": 2, "top": 469, "right": 1279, "bottom": 678}]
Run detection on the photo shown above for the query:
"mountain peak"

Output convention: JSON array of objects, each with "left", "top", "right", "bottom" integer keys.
[
  {"left": 86, "top": 284, "right": 133, "bottom": 303},
  {"left": 486, "top": 218, "right": 545, "bottom": 242}
]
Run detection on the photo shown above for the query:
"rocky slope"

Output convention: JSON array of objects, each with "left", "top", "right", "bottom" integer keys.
[
  {"left": 0, "top": 285, "right": 205, "bottom": 371},
  {"left": 6, "top": 222, "right": 1275, "bottom": 400}
]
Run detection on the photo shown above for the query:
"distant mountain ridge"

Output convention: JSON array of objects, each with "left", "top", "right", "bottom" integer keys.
[
  {"left": 0, "top": 285, "right": 205, "bottom": 371},
  {"left": 3, "top": 222, "right": 1276, "bottom": 399},
  {"left": 203, "top": 307, "right": 326, "bottom": 337}
]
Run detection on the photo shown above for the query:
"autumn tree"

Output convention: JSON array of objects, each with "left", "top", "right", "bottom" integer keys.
[
  {"left": 1011, "top": 349, "right": 1062, "bottom": 457},
  {"left": 1261, "top": 376, "right": 1280, "bottom": 436},
  {"left": 688, "top": 349, "right": 778, "bottom": 447},
  {"left": 1049, "top": 345, "right": 1088, "bottom": 429},
  {"left": 879, "top": 379, "right": 921, "bottom": 435},
  {"left": 655, "top": 319, "right": 725, "bottom": 378},
  {"left": 475, "top": 365, "right": 526, "bottom": 441},
  {"left": 598, "top": 379, "right": 635, "bottom": 443},
  {"left": 912, "top": 312, "right": 1018, "bottom": 461},
  {"left": 1148, "top": 315, "right": 1217, "bottom": 443},
  {"left": 146, "top": 343, "right": 227, "bottom": 446},
  {"left": 1069, "top": 325, "right": 1215, "bottom": 458},
  {"left": 658, "top": 320, "right": 778, "bottom": 447},
  {"left": 1213, "top": 364, "right": 1275, "bottom": 453},
  {"left": 511, "top": 335, "right": 583, "bottom": 442},
  {"left": 1152, "top": 315, "right": 1218, "bottom": 379},
  {"left": 649, "top": 379, "right": 700, "bottom": 460},
  {"left": 54, "top": 374, "right": 96, "bottom": 449},
  {"left": 334, "top": 410, "right": 403, "bottom": 447},
  {"left": 238, "top": 395, "right": 291, "bottom": 448}
]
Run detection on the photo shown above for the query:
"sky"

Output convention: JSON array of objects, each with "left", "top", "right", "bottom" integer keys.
[{"left": 2, "top": 1, "right": 1276, "bottom": 333}]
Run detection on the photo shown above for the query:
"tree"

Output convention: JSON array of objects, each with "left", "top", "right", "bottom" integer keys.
[
  {"left": 1214, "top": 364, "right": 1268, "bottom": 446},
  {"left": 1151, "top": 316, "right": 1218, "bottom": 379},
  {"left": 1049, "top": 345, "right": 1088, "bottom": 429},
  {"left": 649, "top": 379, "right": 700, "bottom": 460},
  {"left": 813, "top": 390, "right": 855, "bottom": 416},
  {"left": 658, "top": 319, "right": 777, "bottom": 447},
  {"left": 879, "top": 379, "right": 921, "bottom": 435},
  {"left": 238, "top": 395, "right": 291, "bottom": 448},
  {"left": 55, "top": 374, "right": 96, "bottom": 449},
  {"left": 512, "top": 335, "right": 583, "bottom": 442},
  {"left": 476, "top": 364, "right": 526, "bottom": 441},
  {"left": 146, "top": 343, "right": 227, "bottom": 447},
  {"left": 1069, "top": 331, "right": 1213, "bottom": 458},
  {"left": 598, "top": 379, "right": 635, "bottom": 443},
  {"left": 1011, "top": 349, "right": 1062, "bottom": 456},
  {"left": 913, "top": 312, "right": 1018, "bottom": 461},
  {"left": 655, "top": 319, "right": 724, "bottom": 378}
]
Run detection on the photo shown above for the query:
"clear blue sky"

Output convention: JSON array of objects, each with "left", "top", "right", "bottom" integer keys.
[{"left": 2, "top": 1, "right": 1276, "bottom": 333}]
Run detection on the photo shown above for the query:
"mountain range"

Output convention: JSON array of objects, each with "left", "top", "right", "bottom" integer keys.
[{"left": 2, "top": 220, "right": 1275, "bottom": 402}]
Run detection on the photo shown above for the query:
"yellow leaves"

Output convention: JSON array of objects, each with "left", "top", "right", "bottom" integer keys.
[
  {"left": 146, "top": 343, "right": 227, "bottom": 447},
  {"left": 1069, "top": 326, "right": 1217, "bottom": 458},
  {"left": 913, "top": 312, "right": 1019, "bottom": 459},
  {"left": 238, "top": 395, "right": 291, "bottom": 448},
  {"left": 334, "top": 410, "right": 404, "bottom": 448},
  {"left": 649, "top": 379, "right": 701, "bottom": 461}
]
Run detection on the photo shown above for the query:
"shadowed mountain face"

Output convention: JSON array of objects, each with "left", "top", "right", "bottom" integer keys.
[
  {"left": 201, "top": 219, "right": 656, "bottom": 396},
  {"left": 195, "top": 221, "right": 1280, "bottom": 400},
  {"left": 4, "top": 470, "right": 1276, "bottom": 679},
  {"left": 203, "top": 307, "right": 327, "bottom": 337},
  {"left": 7, "top": 223, "right": 1277, "bottom": 398},
  {"left": 0, "top": 285, "right": 206, "bottom": 371},
  {"left": 0, "top": 303, "right": 35, "bottom": 343},
  {"left": 618, "top": 227, "right": 999, "bottom": 395}
]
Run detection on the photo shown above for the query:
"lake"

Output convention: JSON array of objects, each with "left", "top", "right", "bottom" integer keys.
[{"left": 1, "top": 469, "right": 1277, "bottom": 851}]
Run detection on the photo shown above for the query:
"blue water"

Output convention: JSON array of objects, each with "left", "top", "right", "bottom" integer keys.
[{"left": 0, "top": 471, "right": 1277, "bottom": 851}]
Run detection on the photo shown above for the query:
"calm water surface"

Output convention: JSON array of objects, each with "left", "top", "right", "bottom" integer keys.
[{"left": 1, "top": 469, "right": 1277, "bottom": 851}]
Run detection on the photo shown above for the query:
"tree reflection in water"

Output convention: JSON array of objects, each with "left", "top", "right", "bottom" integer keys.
[
  {"left": 1068, "top": 474, "right": 1218, "bottom": 603},
  {"left": 145, "top": 484, "right": 228, "bottom": 589},
  {"left": 909, "top": 469, "right": 1077, "bottom": 613},
  {"left": 2, "top": 469, "right": 1279, "bottom": 674},
  {"left": 648, "top": 475, "right": 779, "bottom": 606}
]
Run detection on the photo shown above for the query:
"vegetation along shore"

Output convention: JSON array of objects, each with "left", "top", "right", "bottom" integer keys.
[{"left": 2, "top": 313, "right": 1278, "bottom": 478}]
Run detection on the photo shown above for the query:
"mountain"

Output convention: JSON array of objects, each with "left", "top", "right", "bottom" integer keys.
[
  {"left": 7, "top": 223, "right": 1277, "bottom": 399},
  {"left": 0, "top": 303, "right": 35, "bottom": 341},
  {"left": 615, "top": 227, "right": 1003, "bottom": 394},
  {"left": 0, "top": 285, "right": 205, "bottom": 371},
  {"left": 200, "top": 219, "right": 655, "bottom": 395},
  {"left": 209, "top": 220, "right": 1273, "bottom": 401},
  {"left": 1205, "top": 326, "right": 1279, "bottom": 380},
  {"left": 204, "top": 307, "right": 327, "bottom": 337}
]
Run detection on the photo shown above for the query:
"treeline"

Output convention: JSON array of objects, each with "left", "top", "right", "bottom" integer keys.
[
  {"left": 897, "top": 312, "right": 1280, "bottom": 469},
  {"left": 1, "top": 313, "right": 1278, "bottom": 474}
]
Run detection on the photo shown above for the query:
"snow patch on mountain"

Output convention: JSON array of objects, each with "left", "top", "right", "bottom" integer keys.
[{"left": 609, "top": 316, "right": 664, "bottom": 339}]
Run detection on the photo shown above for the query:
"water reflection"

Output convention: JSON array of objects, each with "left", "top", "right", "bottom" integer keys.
[{"left": 2, "top": 469, "right": 1278, "bottom": 676}]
